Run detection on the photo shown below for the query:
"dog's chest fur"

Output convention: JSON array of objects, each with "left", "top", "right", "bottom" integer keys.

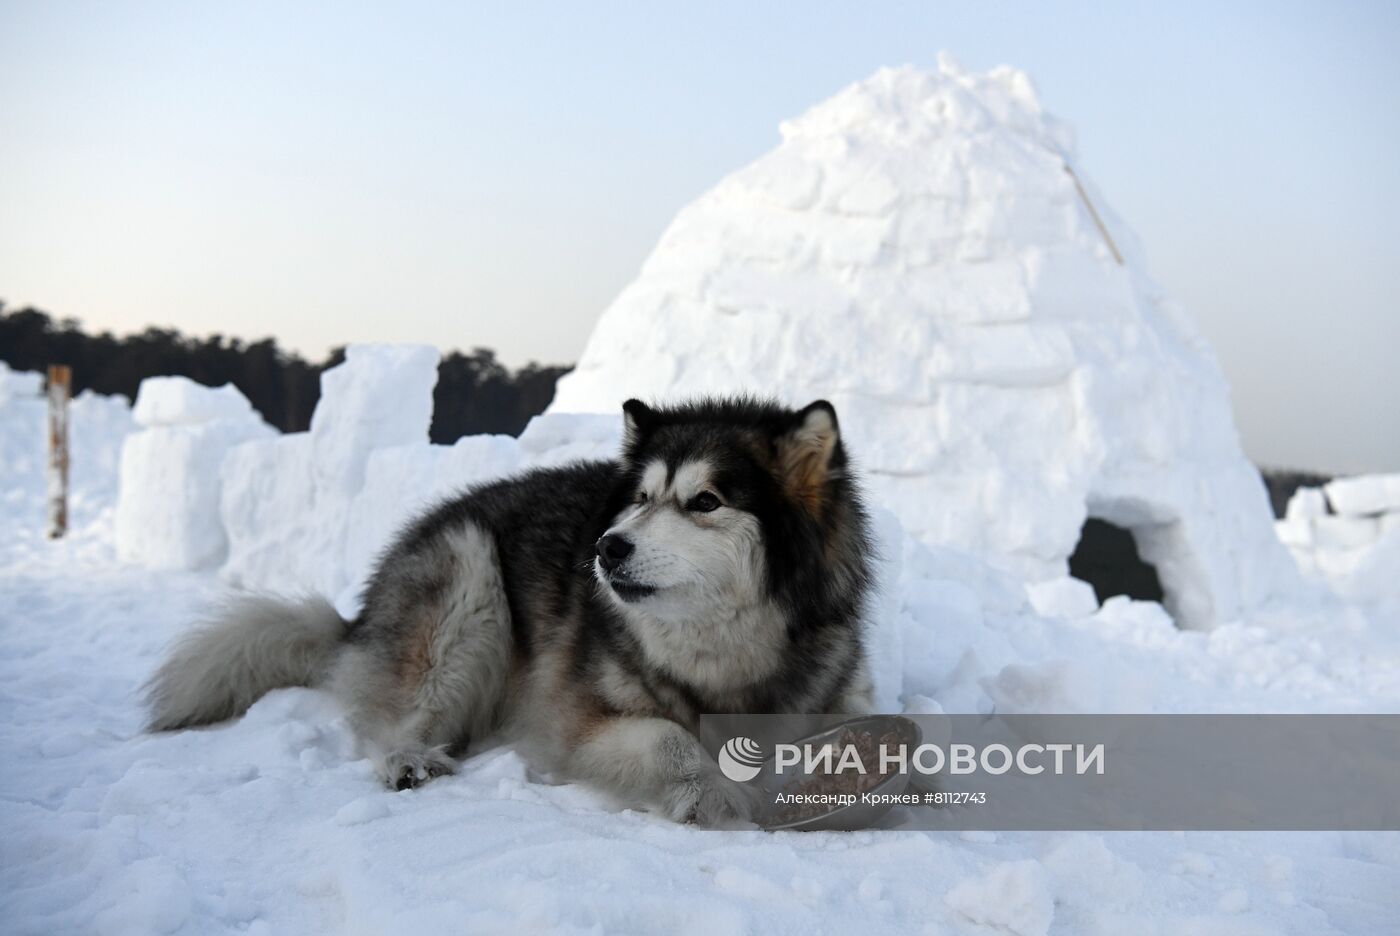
[{"left": 623, "top": 599, "right": 788, "bottom": 699}]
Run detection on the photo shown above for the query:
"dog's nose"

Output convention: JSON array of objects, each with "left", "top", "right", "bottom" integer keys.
[{"left": 596, "top": 533, "right": 634, "bottom": 571}]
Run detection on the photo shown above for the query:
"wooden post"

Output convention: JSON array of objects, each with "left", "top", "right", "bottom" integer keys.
[{"left": 47, "top": 364, "right": 71, "bottom": 539}]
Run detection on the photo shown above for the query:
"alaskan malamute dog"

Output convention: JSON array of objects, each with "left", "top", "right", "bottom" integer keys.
[{"left": 146, "top": 397, "right": 874, "bottom": 825}]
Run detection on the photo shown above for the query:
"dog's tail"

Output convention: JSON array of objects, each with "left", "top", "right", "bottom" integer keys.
[{"left": 144, "top": 594, "right": 348, "bottom": 731}]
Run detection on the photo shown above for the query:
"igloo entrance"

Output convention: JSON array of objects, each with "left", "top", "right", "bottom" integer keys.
[
  {"left": 1068, "top": 496, "right": 1208, "bottom": 628},
  {"left": 1069, "top": 518, "right": 1164, "bottom": 606}
]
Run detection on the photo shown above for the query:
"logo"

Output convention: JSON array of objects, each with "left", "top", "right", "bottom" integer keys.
[{"left": 718, "top": 736, "right": 765, "bottom": 782}]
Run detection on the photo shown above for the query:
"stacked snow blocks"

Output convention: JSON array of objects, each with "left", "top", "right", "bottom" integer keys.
[
  {"left": 219, "top": 344, "right": 442, "bottom": 605},
  {"left": 216, "top": 345, "right": 624, "bottom": 615},
  {"left": 548, "top": 58, "right": 1302, "bottom": 629},
  {"left": 115, "top": 377, "right": 274, "bottom": 570},
  {"left": 113, "top": 345, "right": 628, "bottom": 615},
  {"left": 1276, "top": 475, "right": 1400, "bottom": 602}
]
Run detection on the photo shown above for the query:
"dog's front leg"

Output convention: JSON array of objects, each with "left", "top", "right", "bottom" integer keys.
[{"left": 568, "top": 716, "right": 759, "bottom": 827}]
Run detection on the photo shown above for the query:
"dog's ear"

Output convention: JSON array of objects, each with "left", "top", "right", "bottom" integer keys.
[
  {"left": 622, "top": 399, "right": 657, "bottom": 448},
  {"left": 775, "top": 400, "right": 840, "bottom": 512}
]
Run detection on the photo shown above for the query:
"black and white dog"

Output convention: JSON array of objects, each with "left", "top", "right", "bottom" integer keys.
[{"left": 146, "top": 397, "right": 875, "bottom": 825}]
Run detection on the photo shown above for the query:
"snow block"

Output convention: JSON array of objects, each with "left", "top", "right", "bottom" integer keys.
[
  {"left": 132, "top": 376, "right": 257, "bottom": 427},
  {"left": 0, "top": 362, "right": 43, "bottom": 401},
  {"left": 219, "top": 432, "right": 316, "bottom": 591},
  {"left": 1325, "top": 473, "right": 1400, "bottom": 517},
  {"left": 310, "top": 345, "right": 440, "bottom": 499},
  {"left": 1274, "top": 517, "right": 1312, "bottom": 549},
  {"left": 1311, "top": 515, "right": 1380, "bottom": 551},
  {"left": 117, "top": 407, "right": 273, "bottom": 570},
  {"left": 1285, "top": 487, "right": 1328, "bottom": 522}
]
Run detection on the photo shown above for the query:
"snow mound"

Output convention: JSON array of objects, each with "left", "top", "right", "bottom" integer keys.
[
  {"left": 945, "top": 859, "right": 1055, "bottom": 936},
  {"left": 548, "top": 58, "right": 1300, "bottom": 630}
]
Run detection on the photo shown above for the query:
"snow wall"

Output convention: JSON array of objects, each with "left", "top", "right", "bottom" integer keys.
[
  {"left": 547, "top": 58, "right": 1302, "bottom": 630},
  {"left": 1276, "top": 477, "right": 1400, "bottom": 606}
]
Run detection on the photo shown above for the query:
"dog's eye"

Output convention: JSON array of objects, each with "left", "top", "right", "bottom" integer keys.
[
  {"left": 636, "top": 491, "right": 648, "bottom": 504},
  {"left": 687, "top": 492, "right": 721, "bottom": 513}
]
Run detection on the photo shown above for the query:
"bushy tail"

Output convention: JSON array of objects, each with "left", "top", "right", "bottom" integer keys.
[{"left": 145, "top": 594, "right": 347, "bottom": 731}]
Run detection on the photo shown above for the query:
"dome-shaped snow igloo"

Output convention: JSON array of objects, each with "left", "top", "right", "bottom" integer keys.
[{"left": 549, "top": 57, "right": 1300, "bottom": 630}]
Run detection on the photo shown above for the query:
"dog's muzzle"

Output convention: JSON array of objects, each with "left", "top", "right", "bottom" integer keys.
[
  {"left": 595, "top": 534, "right": 656, "bottom": 601},
  {"left": 595, "top": 533, "right": 634, "bottom": 573}
]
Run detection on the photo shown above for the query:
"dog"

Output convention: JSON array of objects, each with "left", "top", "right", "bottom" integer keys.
[{"left": 145, "top": 396, "right": 875, "bottom": 825}]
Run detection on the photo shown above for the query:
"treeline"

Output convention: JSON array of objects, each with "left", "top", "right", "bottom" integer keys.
[{"left": 0, "top": 302, "right": 571, "bottom": 441}]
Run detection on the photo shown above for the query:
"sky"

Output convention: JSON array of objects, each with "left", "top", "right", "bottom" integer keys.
[{"left": 0, "top": 1, "right": 1396, "bottom": 473}]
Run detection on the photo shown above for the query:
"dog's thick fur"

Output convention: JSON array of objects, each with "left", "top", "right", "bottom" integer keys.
[{"left": 146, "top": 397, "right": 875, "bottom": 825}]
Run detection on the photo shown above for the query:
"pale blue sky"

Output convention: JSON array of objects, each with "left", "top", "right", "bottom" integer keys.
[{"left": 1, "top": 1, "right": 1396, "bottom": 472}]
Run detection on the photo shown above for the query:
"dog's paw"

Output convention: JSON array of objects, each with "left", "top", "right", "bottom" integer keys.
[
  {"left": 381, "top": 746, "right": 458, "bottom": 790},
  {"left": 665, "top": 768, "right": 762, "bottom": 828}
]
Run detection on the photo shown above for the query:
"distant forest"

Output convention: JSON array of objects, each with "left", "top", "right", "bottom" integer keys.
[
  {"left": 1, "top": 301, "right": 1328, "bottom": 517},
  {"left": 0, "top": 302, "right": 571, "bottom": 441}
]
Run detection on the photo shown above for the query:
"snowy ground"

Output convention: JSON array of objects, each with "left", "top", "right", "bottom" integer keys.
[{"left": 3, "top": 391, "right": 1400, "bottom": 934}]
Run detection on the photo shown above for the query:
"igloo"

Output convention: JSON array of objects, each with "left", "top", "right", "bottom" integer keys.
[{"left": 550, "top": 57, "right": 1301, "bottom": 630}]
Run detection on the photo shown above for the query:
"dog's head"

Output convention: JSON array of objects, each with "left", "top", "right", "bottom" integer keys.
[{"left": 593, "top": 396, "right": 854, "bottom": 621}]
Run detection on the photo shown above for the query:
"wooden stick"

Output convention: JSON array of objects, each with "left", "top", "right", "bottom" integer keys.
[
  {"left": 47, "top": 364, "right": 71, "bottom": 539},
  {"left": 1064, "top": 163, "right": 1124, "bottom": 266}
]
